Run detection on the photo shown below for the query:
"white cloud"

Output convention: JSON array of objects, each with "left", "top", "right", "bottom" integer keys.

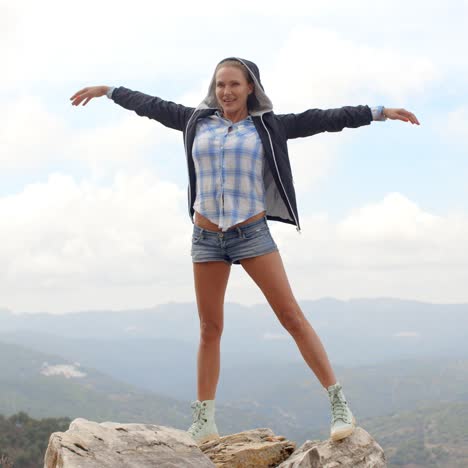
[
  {"left": 265, "top": 25, "right": 440, "bottom": 111},
  {"left": 2, "top": 0, "right": 266, "bottom": 87},
  {"left": 1, "top": 0, "right": 455, "bottom": 90},
  {"left": 338, "top": 193, "right": 442, "bottom": 242},
  {"left": 1, "top": 182, "right": 467, "bottom": 313},
  {"left": 264, "top": 193, "right": 468, "bottom": 304},
  {"left": 1, "top": 92, "right": 180, "bottom": 180},
  {"left": 335, "top": 193, "right": 468, "bottom": 267},
  {"left": 0, "top": 171, "right": 190, "bottom": 290},
  {"left": 275, "top": 192, "right": 468, "bottom": 268}
]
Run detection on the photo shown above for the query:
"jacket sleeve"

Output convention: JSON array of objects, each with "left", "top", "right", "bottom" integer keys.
[
  {"left": 277, "top": 105, "right": 373, "bottom": 139},
  {"left": 110, "top": 86, "right": 195, "bottom": 132}
]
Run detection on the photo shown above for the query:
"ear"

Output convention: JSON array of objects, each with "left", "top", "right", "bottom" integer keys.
[{"left": 248, "top": 83, "right": 254, "bottom": 95}]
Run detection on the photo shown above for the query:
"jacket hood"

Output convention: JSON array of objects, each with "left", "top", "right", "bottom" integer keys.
[{"left": 196, "top": 57, "right": 273, "bottom": 116}]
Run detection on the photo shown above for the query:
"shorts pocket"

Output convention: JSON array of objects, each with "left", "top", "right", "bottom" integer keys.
[
  {"left": 243, "top": 225, "right": 270, "bottom": 240},
  {"left": 192, "top": 232, "right": 202, "bottom": 244}
]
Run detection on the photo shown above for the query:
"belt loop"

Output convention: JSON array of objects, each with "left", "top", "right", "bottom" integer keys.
[
  {"left": 199, "top": 227, "right": 205, "bottom": 239},
  {"left": 236, "top": 226, "right": 243, "bottom": 239}
]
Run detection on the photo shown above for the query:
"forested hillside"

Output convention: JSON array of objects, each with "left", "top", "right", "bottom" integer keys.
[{"left": 0, "top": 412, "right": 70, "bottom": 468}]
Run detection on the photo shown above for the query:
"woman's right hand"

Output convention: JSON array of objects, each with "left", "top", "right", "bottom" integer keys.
[{"left": 70, "top": 86, "right": 109, "bottom": 106}]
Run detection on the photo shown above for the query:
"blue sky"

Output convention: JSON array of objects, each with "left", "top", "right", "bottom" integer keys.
[{"left": 1, "top": 0, "right": 467, "bottom": 313}]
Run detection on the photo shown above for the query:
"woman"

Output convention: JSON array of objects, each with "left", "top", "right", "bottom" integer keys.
[{"left": 70, "top": 57, "right": 420, "bottom": 445}]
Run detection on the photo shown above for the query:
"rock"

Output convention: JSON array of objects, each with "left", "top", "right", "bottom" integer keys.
[
  {"left": 198, "top": 427, "right": 296, "bottom": 467},
  {"left": 43, "top": 417, "right": 215, "bottom": 467},
  {"left": 277, "top": 426, "right": 386, "bottom": 467},
  {"left": 44, "top": 419, "right": 386, "bottom": 468}
]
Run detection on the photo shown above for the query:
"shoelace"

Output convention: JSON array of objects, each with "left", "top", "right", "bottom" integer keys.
[
  {"left": 191, "top": 401, "right": 201, "bottom": 420},
  {"left": 329, "top": 391, "right": 349, "bottom": 423},
  {"left": 189, "top": 402, "right": 207, "bottom": 434}
]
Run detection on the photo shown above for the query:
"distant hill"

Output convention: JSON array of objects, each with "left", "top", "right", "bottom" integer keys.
[
  {"left": 0, "top": 298, "right": 467, "bottom": 402},
  {"left": 0, "top": 340, "right": 188, "bottom": 425},
  {"left": 372, "top": 401, "right": 468, "bottom": 468},
  {"left": 0, "top": 340, "right": 302, "bottom": 439},
  {"left": 1, "top": 338, "right": 468, "bottom": 466},
  {"left": 1, "top": 298, "right": 467, "bottom": 466},
  {"left": 1, "top": 338, "right": 468, "bottom": 440}
]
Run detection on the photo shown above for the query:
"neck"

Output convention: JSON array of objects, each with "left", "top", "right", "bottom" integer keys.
[{"left": 221, "top": 108, "right": 249, "bottom": 123}]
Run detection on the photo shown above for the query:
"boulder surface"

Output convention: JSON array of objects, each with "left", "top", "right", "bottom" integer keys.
[
  {"left": 44, "top": 418, "right": 215, "bottom": 467},
  {"left": 44, "top": 419, "right": 386, "bottom": 467}
]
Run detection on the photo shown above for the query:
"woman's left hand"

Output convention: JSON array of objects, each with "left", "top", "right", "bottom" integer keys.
[{"left": 383, "top": 108, "right": 420, "bottom": 125}]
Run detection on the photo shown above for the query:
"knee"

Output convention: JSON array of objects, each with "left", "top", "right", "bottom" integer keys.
[
  {"left": 200, "top": 321, "right": 223, "bottom": 342},
  {"left": 280, "top": 307, "right": 305, "bottom": 335}
]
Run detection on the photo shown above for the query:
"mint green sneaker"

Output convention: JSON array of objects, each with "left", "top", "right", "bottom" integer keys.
[
  {"left": 327, "top": 382, "right": 357, "bottom": 441},
  {"left": 187, "top": 399, "right": 220, "bottom": 445}
]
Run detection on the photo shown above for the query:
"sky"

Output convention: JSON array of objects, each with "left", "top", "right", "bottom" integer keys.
[{"left": 1, "top": 0, "right": 467, "bottom": 314}]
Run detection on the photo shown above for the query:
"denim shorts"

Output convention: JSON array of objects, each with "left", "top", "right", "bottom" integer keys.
[{"left": 191, "top": 215, "right": 279, "bottom": 265}]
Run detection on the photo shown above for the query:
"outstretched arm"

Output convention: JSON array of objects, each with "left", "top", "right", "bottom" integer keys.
[
  {"left": 277, "top": 105, "right": 420, "bottom": 139},
  {"left": 278, "top": 105, "right": 373, "bottom": 139},
  {"left": 70, "top": 85, "right": 195, "bottom": 132}
]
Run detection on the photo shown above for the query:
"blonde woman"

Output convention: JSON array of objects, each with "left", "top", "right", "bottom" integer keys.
[{"left": 70, "top": 57, "right": 419, "bottom": 445}]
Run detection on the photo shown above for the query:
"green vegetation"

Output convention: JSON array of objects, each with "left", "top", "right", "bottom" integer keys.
[
  {"left": 366, "top": 401, "right": 468, "bottom": 468},
  {"left": 0, "top": 411, "right": 71, "bottom": 468}
]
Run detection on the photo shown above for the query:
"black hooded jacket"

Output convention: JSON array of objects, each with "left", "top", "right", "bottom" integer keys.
[{"left": 109, "top": 57, "right": 374, "bottom": 233}]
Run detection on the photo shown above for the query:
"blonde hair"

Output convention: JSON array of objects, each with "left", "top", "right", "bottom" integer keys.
[{"left": 215, "top": 59, "right": 254, "bottom": 85}]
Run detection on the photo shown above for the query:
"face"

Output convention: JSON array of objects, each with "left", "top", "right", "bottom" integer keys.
[{"left": 215, "top": 66, "right": 254, "bottom": 116}]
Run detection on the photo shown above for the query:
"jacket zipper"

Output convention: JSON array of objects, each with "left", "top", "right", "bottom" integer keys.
[
  {"left": 184, "top": 111, "right": 197, "bottom": 223},
  {"left": 232, "top": 58, "right": 302, "bottom": 231},
  {"left": 260, "top": 114, "right": 301, "bottom": 234}
]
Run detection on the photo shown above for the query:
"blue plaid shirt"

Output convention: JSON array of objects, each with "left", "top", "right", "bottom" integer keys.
[{"left": 192, "top": 111, "right": 266, "bottom": 231}]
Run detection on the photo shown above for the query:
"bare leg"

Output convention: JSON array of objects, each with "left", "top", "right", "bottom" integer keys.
[
  {"left": 240, "top": 251, "right": 337, "bottom": 389},
  {"left": 294, "top": 323, "right": 337, "bottom": 389},
  {"left": 198, "top": 342, "right": 221, "bottom": 401},
  {"left": 193, "top": 261, "right": 231, "bottom": 400}
]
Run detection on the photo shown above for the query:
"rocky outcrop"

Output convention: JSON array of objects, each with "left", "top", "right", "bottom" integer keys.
[
  {"left": 276, "top": 426, "right": 386, "bottom": 467},
  {"left": 44, "top": 418, "right": 386, "bottom": 467},
  {"left": 44, "top": 418, "right": 214, "bottom": 467},
  {"left": 197, "top": 428, "right": 296, "bottom": 467}
]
